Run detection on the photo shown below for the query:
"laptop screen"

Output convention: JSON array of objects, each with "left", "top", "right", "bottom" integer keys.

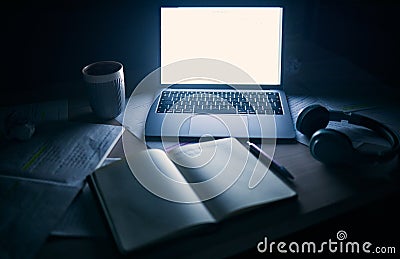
[{"left": 161, "top": 7, "right": 283, "bottom": 86}]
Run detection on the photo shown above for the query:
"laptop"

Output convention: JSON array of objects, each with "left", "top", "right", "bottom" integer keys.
[{"left": 145, "top": 7, "right": 295, "bottom": 140}]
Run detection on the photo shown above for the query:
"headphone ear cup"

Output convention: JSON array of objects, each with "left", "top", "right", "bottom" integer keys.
[
  {"left": 296, "top": 105, "right": 330, "bottom": 138},
  {"left": 309, "top": 129, "right": 355, "bottom": 165}
]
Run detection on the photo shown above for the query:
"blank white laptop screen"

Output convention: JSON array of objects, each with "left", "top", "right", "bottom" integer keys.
[{"left": 161, "top": 7, "right": 283, "bottom": 85}]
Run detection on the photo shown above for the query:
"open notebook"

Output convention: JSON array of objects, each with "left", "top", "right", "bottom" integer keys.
[{"left": 89, "top": 138, "right": 296, "bottom": 253}]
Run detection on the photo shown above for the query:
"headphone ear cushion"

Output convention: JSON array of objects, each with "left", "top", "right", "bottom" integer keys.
[
  {"left": 309, "top": 129, "right": 355, "bottom": 165},
  {"left": 296, "top": 105, "right": 330, "bottom": 138}
]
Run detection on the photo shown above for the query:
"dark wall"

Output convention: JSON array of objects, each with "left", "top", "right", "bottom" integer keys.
[
  {"left": 2, "top": 0, "right": 160, "bottom": 105},
  {"left": 2, "top": 0, "right": 398, "bottom": 106},
  {"left": 308, "top": 0, "right": 400, "bottom": 90}
]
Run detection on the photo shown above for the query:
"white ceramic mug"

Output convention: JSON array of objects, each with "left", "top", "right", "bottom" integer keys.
[{"left": 82, "top": 61, "right": 125, "bottom": 120}]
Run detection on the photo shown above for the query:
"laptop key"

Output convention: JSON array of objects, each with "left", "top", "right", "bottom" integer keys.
[{"left": 156, "top": 90, "right": 283, "bottom": 115}]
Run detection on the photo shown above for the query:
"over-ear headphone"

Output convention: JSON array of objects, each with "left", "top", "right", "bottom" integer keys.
[{"left": 296, "top": 104, "right": 400, "bottom": 165}]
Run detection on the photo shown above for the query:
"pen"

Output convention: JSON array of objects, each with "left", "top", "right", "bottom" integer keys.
[{"left": 246, "top": 141, "right": 295, "bottom": 181}]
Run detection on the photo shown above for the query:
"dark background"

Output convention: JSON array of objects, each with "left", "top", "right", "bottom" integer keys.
[
  {"left": 2, "top": 1, "right": 400, "bottom": 257},
  {"left": 2, "top": 0, "right": 400, "bottom": 106}
]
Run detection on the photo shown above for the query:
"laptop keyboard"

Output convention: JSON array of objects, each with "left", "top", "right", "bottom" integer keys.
[{"left": 156, "top": 90, "right": 283, "bottom": 115}]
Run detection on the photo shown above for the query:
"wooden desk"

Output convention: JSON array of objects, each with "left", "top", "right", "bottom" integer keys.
[
  {"left": 36, "top": 122, "right": 399, "bottom": 258},
  {"left": 37, "top": 41, "right": 400, "bottom": 258}
]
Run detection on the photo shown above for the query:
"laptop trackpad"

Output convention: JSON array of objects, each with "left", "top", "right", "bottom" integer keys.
[{"left": 189, "top": 115, "right": 248, "bottom": 137}]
